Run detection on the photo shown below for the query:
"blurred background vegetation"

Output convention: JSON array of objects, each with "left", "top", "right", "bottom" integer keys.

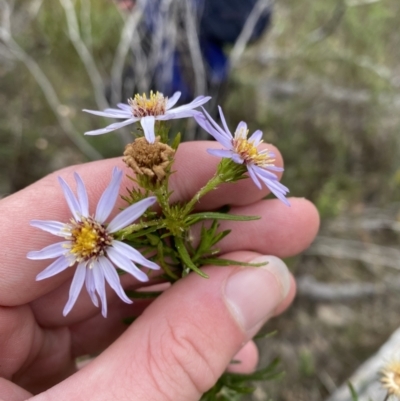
[{"left": 1, "top": 0, "right": 400, "bottom": 400}]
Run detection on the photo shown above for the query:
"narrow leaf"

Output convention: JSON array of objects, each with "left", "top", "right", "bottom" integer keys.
[
  {"left": 348, "top": 382, "right": 359, "bottom": 401},
  {"left": 200, "top": 258, "right": 268, "bottom": 268},
  {"left": 187, "top": 212, "right": 260, "bottom": 225},
  {"left": 175, "top": 236, "right": 208, "bottom": 278}
]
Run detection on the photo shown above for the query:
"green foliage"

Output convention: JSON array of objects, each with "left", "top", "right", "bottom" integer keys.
[
  {"left": 347, "top": 382, "right": 359, "bottom": 401},
  {"left": 115, "top": 122, "right": 267, "bottom": 282},
  {"left": 298, "top": 348, "right": 316, "bottom": 378}
]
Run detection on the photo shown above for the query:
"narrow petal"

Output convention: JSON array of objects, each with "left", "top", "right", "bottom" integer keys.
[
  {"left": 63, "top": 263, "right": 86, "bottom": 316},
  {"left": 95, "top": 167, "right": 123, "bottom": 224},
  {"left": 58, "top": 177, "right": 81, "bottom": 221},
  {"left": 252, "top": 165, "right": 280, "bottom": 181},
  {"left": 103, "top": 108, "right": 131, "bottom": 116},
  {"left": 82, "top": 109, "right": 131, "bottom": 118},
  {"left": 117, "top": 103, "right": 131, "bottom": 112},
  {"left": 36, "top": 256, "right": 71, "bottom": 281},
  {"left": 253, "top": 166, "right": 290, "bottom": 206},
  {"left": 247, "top": 164, "right": 262, "bottom": 189},
  {"left": 98, "top": 257, "right": 132, "bottom": 304},
  {"left": 140, "top": 116, "right": 156, "bottom": 143},
  {"left": 27, "top": 242, "right": 69, "bottom": 260},
  {"left": 74, "top": 173, "right": 89, "bottom": 217},
  {"left": 263, "top": 180, "right": 291, "bottom": 206},
  {"left": 30, "top": 220, "right": 66, "bottom": 236},
  {"left": 201, "top": 106, "right": 233, "bottom": 145},
  {"left": 111, "top": 241, "right": 159, "bottom": 270},
  {"left": 234, "top": 122, "right": 248, "bottom": 139},
  {"left": 168, "top": 95, "right": 211, "bottom": 113},
  {"left": 194, "top": 113, "right": 217, "bottom": 135},
  {"left": 166, "top": 91, "right": 181, "bottom": 109},
  {"left": 107, "top": 248, "right": 149, "bottom": 282},
  {"left": 84, "top": 118, "right": 137, "bottom": 136},
  {"left": 107, "top": 196, "right": 157, "bottom": 233},
  {"left": 85, "top": 268, "right": 99, "bottom": 307},
  {"left": 218, "top": 106, "right": 232, "bottom": 137},
  {"left": 195, "top": 114, "right": 233, "bottom": 149},
  {"left": 207, "top": 148, "right": 235, "bottom": 159},
  {"left": 160, "top": 109, "right": 201, "bottom": 120},
  {"left": 231, "top": 153, "right": 244, "bottom": 164},
  {"left": 249, "top": 130, "right": 263, "bottom": 145},
  {"left": 263, "top": 176, "right": 290, "bottom": 194},
  {"left": 92, "top": 262, "right": 108, "bottom": 317},
  {"left": 263, "top": 164, "right": 284, "bottom": 172}
]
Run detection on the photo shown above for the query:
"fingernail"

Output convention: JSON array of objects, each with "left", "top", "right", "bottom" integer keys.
[{"left": 224, "top": 256, "right": 291, "bottom": 335}]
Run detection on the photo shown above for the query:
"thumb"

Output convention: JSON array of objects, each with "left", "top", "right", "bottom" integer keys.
[{"left": 31, "top": 253, "right": 292, "bottom": 401}]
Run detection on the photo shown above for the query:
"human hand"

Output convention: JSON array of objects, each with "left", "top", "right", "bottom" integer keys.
[{"left": 0, "top": 141, "right": 319, "bottom": 401}]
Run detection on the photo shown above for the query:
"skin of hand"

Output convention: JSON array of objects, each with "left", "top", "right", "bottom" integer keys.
[{"left": 0, "top": 141, "right": 319, "bottom": 401}]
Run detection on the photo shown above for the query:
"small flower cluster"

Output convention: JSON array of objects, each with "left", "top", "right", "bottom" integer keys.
[
  {"left": 381, "top": 358, "right": 400, "bottom": 399},
  {"left": 28, "top": 90, "right": 290, "bottom": 317}
]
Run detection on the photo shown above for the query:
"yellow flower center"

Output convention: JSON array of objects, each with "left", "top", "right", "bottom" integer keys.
[
  {"left": 128, "top": 91, "right": 167, "bottom": 118},
  {"left": 65, "top": 217, "right": 113, "bottom": 262},
  {"left": 232, "top": 128, "right": 274, "bottom": 167}
]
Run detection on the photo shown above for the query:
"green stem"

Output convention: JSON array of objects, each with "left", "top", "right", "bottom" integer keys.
[
  {"left": 183, "top": 173, "right": 223, "bottom": 216},
  {"left": 116, "top": 219, "right": 161, "bottom": 240},
  {"left": 157, "top": 241, "right": 179, "bottom": 281},
  {"left": 154, "top": 182, "right": 171, "bottom": 216}
]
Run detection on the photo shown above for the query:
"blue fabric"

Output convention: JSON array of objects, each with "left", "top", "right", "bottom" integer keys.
[{"left": 141, "top": 0, "right": 271, "bottom": 100}]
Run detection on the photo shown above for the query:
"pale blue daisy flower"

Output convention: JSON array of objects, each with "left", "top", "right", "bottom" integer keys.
[
  {"left": 27, "top": 167, "right": 159, "bottom": 317},
  {"left": 195, "top": 107, "right": 290, "bottom": 206},
  {"left": 83, "top": 91, "right": 211, "bottom": 144}
]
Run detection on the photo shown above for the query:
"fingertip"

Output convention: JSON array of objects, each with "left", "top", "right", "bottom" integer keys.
[
  {"left": 273, "top": 274, "right": 297, "bottom": 317},
  {"left": 228, "top": 341, "right": 259, "bottom": 374}
]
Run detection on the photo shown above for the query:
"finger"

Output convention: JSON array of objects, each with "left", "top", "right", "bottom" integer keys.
[
  {"left": 30, "top": 274, "right": 163, "bottom": 328},
  {"left": 274, "top": 274, "right": 296, "bottom": 316},
  {"left": 227, "top": 341, "right": 259, "bottom": 374},
  {"left": 191, "top": 197, "right": 319, "bottom": 258},
  {"left": 0, "top": 378, "right": 32, "bottom": 401},
  {"left": 0, "top": 141, "right": 284, "bottom": 306},
  {"left": 0, "top": 305, "right": 75, "bottom": 395},
  {"left": 30, "top": 252, "right": 294, "bottom": 401}
]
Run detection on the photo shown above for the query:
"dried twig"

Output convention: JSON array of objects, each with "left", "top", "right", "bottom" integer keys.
[
  {"left": 297, "top": 275, "right": 385, "bottom": 301},
  {"left": 28, "top": 0, "right": 43, "bottom": 18},
  {"left": 110, "top": 6, "right": 143, "bottom": 106},
  {"left": 184, "top": 0, "right": 206, "bottom": 97},
  {"left": 306, "top": 236, "right": 400, "bottom": 271},
  {"left": 0, "top": 0, "right": 102, "bottom": 160},
  {"left": 305, "top": 0, "right": 346, "bottom": 46},
  {"left": 80, "top": 0, "right": 93, "bottom": 50},
  {"left": 60, "top": 0, "right": 133, "bottom": 144},
  {"left": 229, "top": 0, "right": 273, "bottom": 72},
  {"left": 59, "top": 0, "right": 107, "bottom": 111}
]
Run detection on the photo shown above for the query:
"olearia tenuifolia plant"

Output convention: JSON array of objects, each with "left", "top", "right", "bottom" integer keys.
[{"left": 28, "top": 90, "right": 289, "bottom": 400}]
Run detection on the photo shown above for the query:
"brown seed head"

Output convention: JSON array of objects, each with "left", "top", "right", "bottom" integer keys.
[{"left": 123, "top": 136, "right": 175, "bottom": 182}]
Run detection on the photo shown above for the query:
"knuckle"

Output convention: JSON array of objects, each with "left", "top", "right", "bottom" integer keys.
[{"left": 143, "top": 317, "right": 220, "bottom": 399}]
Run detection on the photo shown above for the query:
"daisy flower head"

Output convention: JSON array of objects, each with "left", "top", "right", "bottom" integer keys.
[
  {"left": 83, "top": 91, "right": 211, "bottom": 144},
  {"left": 381, "top": 358, "right": 400, "bottom": 398},
  {"left": 27, "top": 168, "right": 159, "bottom": 317},
  {"left": 195, "top": 107, "right": 290, "bottom": 206}
]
